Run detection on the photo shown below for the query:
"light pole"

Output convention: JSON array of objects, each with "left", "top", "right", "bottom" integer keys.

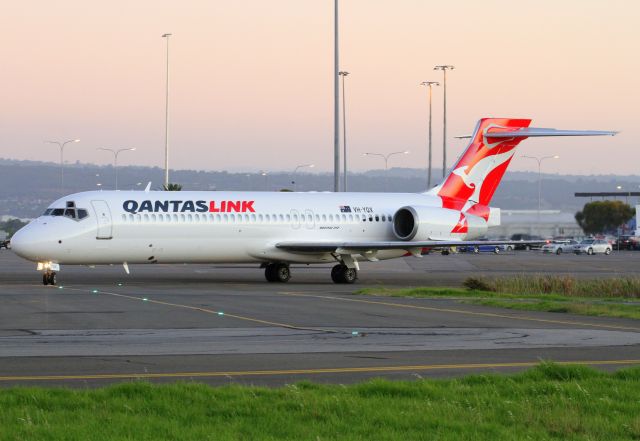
[
  {"left": 420, "top": 81, "right": 439, "bottom": 189},
  {"left": 162, "top": 33, "right": 172, "bottom": 188},
  {"left": 433, "top": 65, "right": 454, "bottom": 178},
  {"left": 339, "top": 71, "right": 349, "bottom": 192},
  {"left": 46, "top": 139, "right": 80, "bottom": 194},
  {"left": 97, "top": 148, "right": 136, "bottom": 190},
  {"left": 522, "top": 154, "right": 559, "bottom": 233},
  {"left": 332, "top": 0, "right": 340, "bottom": 192},
  {"left": 292, "top": 164, "right": 315, "bottom": 191},
  {"left": 260, "top": 171, "right": 268, "bottom": 190},
  {"left": 363, "top": 150, "right": 410, "bottom": 191}
]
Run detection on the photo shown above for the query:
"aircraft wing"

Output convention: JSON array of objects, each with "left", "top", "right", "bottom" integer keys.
[{"left": 276, "top": 240, "right": 545, "bottom": 253}]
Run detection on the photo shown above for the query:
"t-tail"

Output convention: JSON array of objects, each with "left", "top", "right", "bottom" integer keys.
[{"left": 427, "top": 117, "right": 616, "bottom": 221}]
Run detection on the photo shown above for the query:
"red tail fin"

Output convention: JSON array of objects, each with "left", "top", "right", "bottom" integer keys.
[{"left": 434, "top": 118, "right": 531, "bottom": 211}]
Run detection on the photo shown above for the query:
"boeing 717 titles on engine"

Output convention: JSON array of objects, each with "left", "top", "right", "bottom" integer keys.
[{"left": 11, "top": 118, "right": 616, "bottom": 285}]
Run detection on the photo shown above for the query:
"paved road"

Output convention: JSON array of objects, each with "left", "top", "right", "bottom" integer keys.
[{"left": 1, "top": 250, "right": 639, "bottom": 387}]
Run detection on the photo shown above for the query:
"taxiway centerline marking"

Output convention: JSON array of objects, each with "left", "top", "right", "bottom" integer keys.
[
  {"left": 279, "top": 292, "right": 640, "bottom": 332},
  {"left": 59, "top": 286, "right": 337, "bottom": 334},
  {"left": 0, "top": 359, "right": 638, "bottom": 382}
]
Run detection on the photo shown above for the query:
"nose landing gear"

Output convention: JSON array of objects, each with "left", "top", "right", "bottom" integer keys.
[{"left": 42, "top": 271, "right": 57, "bottom": 286}]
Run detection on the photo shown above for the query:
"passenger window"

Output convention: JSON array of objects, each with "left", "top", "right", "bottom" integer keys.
[
  {"left": 375, "top": 215, "right": 380, "bottom": 222},
  {"left": 381, "top": 215, "right": 386, "bottom": 222}
]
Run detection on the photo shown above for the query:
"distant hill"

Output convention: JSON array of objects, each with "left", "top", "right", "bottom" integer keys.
[{"left": 0, "top": 159, "right": 637, "bottom": 218}]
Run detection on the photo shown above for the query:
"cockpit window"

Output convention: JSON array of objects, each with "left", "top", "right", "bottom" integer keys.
[{"left": 43, "top": 201, "right": 89, "bottom": 221}]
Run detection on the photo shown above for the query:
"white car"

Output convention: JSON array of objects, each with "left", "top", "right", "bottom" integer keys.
[
  {"left": 573, "top": 239, "right": 612, "bottom": 255},
  {"left": 540, "top": 240, "right": 578, "bottom": 255}
]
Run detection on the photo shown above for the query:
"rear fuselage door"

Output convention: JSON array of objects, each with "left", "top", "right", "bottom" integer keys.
[{"left": 91, "top": 200, "right": 113, "bottom": 239}]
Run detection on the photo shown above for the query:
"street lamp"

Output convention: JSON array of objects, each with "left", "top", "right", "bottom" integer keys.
[
  {"left": 433, "top": 65, "right": 454, "bottom": 178},
  {"left": 97, "top": 148, "right": 136, "bottom": 190},
  {"left": 46, "top": 139, "right": 80, "bottom": 194},
  {"left": 522, "top": 154, "right": 559, "bottom": 233},
  {"left": 339, "top": 71, "right": 349, "bottom": 192},
  {"left": 162, "top": 33, "right": 172, "bottom": 188},
  {"left": 292, "top": 164, "right": 315, "bottom": 191},
  {"left": 363, "top": 150, "right": 410, "bottom": 191},
  {"left": 420, "top": 81, "right": 439, "bottom": 189}
]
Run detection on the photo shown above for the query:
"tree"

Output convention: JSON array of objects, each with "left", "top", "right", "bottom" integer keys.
[
  {"left": 163, "top": 183, "right": 182, "bottom": 191},
  {"left": 0, "top": 219, "right": 27, "bottom": 238},
  {"left": 575, "top": 200, "right": 634, "bottom": 235}
]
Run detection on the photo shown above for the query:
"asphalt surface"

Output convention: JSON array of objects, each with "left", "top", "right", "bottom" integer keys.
[{"left": 1, "top": 249, "right": 639, "bottom": 387}]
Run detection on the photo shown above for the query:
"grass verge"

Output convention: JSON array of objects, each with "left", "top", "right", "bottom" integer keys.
[
  {"left": 356, "top": 276, "right": 640, "bottom": 319},
  {"left": 1, "top": 364, "right": 640, "bottom": 440}
]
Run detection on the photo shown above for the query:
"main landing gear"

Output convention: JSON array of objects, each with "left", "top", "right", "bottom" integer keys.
[
  {"left": 264, "top": 263, "right": 291, "bottom": 283},
  {"left": 42, "top": 271, "right": 57, "bottom": 286},
  {"left": 263, "top": 263, "right": 358, "bottom": 284},
  {"left": 331, "top": 264, "right": 358, "bottom": 284}
]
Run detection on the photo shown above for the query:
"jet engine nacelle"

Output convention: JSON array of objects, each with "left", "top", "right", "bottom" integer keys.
[{"left": 392, "top": 205, "right": 488, "bottom": 241}]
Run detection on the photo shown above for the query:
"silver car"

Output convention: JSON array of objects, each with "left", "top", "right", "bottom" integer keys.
[
  {"left": 573, "top": 239, "right": 612, "bottom": 255},
  {"left": 541, "top": 240, "right": 578, "bottom": 255}
]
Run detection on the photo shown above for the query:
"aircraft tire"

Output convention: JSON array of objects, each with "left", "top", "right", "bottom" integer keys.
[
  {"left": 42, "top": 273, "right": 49, "bottom": 285},
  {"left": 331, "top": 264, "right": 357, "bottom": 284},
  {"left": 274, "top": 263, "right": 291, "bottom": 282}
]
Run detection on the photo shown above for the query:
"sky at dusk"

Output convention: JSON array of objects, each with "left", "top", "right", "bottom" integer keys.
[{"left": 2, "top": 0, "right": 638, "bottom": 176}]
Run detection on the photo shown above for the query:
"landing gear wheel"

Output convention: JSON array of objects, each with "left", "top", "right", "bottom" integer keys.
[
  {"left": 42, "top": 272, "right": 57, "bottom": 286},
  {"left": 331, "top": 264, "right": 358, "bottom": 284},
  {"left": 264, "top": 263, "right": 290, "bottom": 283}
]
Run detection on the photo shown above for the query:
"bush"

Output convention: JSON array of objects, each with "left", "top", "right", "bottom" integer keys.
[{"left": 463, "top": 277, "right": 494, "bottom": 292}]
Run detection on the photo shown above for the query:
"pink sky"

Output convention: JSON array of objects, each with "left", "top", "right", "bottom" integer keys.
[{"left": 2, "top": 0, "right": 638, "bottom": 175}]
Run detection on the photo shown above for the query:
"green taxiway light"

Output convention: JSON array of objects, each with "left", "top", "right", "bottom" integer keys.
[
  {"left": 351, "top": 331, "right": 359, "bottom": 336},
  {"left": 92, "top": 289, "right": 98, "bottom": 294},
  {"left": 218, "top": 312, "right": 224, "bottom": 316},
  {"left": 143, "top": 298, "right": 148, "bottom": 302}
]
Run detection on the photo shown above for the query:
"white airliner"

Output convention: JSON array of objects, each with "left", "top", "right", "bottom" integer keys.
[{"left": 11, "top": 118, "right": 615, "bottom": 285}]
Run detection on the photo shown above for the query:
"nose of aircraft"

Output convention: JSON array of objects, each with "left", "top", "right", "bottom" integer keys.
[{"left": 10, "top": 223, "right": 44, "bottom": 261}]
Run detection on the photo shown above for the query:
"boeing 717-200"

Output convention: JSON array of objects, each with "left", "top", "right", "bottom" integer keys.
[{"left": 10, "top": 118, "right": 616, "bottom": 284}]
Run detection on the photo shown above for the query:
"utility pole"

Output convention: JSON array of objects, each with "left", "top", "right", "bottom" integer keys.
[
  {"left": 420, "top": 81, "right": 439, "bottom": 189},
  {"left": 434, "top": 65, "right": 454, "bottom": 178},
  {"left": 339, "top": 71, "right": 349, "bottom": 192},
  {"left": 333, "top": 0, "right": 340, "bottom": 192},
  {"left": 162, "top": 33, "right": 172, "bottom": 188}
]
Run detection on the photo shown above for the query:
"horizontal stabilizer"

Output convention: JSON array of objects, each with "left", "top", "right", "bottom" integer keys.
[{"left": 456, "top": 128, "right": 617, "bottom": 139}]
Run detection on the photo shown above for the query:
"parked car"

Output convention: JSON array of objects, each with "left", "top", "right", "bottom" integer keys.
[
  {"left": 573, "top": 239, "right": 612, "bottom": 255},
  {"left": 460, "top": 244, "right": 514, "bottom": 254},
  {"left": 510, "top": 234, "right": 545, "bottom": 250},
  {"left": 540, "top": 240, "right": 578, "bottom": 255},
  {"left": 615, "top": 235, "right": 640, "bottom": 251}
]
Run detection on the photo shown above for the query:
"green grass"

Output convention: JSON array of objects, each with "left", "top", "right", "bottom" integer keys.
[
  {"left": 470, "top": 298, "right": 640, "bottom": 320},
  {"left": 356, "top": 276, "right": 640, "bottom": 319},
  {"left": 1, "top": 364, "right": 640, "bottom": 440}
]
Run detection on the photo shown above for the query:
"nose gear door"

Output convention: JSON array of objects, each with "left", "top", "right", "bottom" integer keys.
[{"left": 91, "top": 200, "right": 113, "bottom": 239}]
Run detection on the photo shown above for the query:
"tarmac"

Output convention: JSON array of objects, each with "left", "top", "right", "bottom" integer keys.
[{"left": 1, "top": 249, "right": 639, "bottom": 387}]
